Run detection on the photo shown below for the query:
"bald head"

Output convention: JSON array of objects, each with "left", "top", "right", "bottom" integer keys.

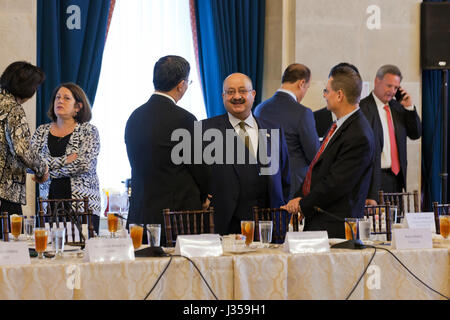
[
  {"left": 223, "top": 73, "right": 253, "bottom": 91},
  {"left": 222, "top": 73, "right": 256, "bottom": 120}
]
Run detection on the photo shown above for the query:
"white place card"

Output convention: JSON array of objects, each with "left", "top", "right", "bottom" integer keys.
[
  {"left": 85, "top": 238, "right": 135, "bottom": 262},
  {"left": 0, "top": 242, "right": 31, "bottom": 266},
  {"left": 404, "top": 212, "right": 436, "bottom": 233},
  {"left": 391, "top": 228, "right": 433, "bottom": 250},
  {"left": 284, "top": 231, "right": 330, "bottom": 254},
  {"left": 175, "top": 234, "right": 223, "bottom": 258}
]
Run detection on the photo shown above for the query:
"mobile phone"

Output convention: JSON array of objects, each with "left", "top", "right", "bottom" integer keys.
[{"left": 395, "top": 88, "right": 405, "bottom": 102}]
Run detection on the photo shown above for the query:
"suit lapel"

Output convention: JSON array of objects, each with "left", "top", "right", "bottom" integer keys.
[
  {"left": 254, "top": 117, "right": 272, "bottom": 167},
  {"left": 316, "top": 110, "right": 361, "bottom": 163}
]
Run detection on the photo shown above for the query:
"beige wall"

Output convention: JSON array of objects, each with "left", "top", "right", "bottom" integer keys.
[
  {"left": 0, "top": 0, "right": 37, "bottom": 215},
  {"left": 264, "top": 0, "right": 422, "bottom": 195}
]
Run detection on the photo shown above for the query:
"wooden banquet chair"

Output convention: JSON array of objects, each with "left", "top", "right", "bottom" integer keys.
[
  {"left": 378, "top": 190, "right": 419, "bottom": 223},
  {"left": 37, "top": 197, "right": 95, "bottom": 244},
  {"left": 163, "top": 207, "right": 215, "bottom": 247},
  {"left": 252, "top": 207, "right": 298, "bottom": 244},
  {"left": 364, "top": 202, "right": 393, "bottom": 241},
  {"left": 432, "top": 202, "right": 450, "bottom": 235}
]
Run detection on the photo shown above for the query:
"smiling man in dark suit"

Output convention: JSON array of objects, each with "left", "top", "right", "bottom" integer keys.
[
  {"left": 282, "top": 66, "right": 375, "bottom": 239},
  {"left": 125, "top": 55, "right": 210, "bottom": 245},
  {"left": 254, "top": 63, "right": 319, "bottom": 199},
  {"left": 202, "top": 73, "right": 290, "bottom": 235},
  {"left": 359, "top": 65, "right": 421, "bottom": 193}
]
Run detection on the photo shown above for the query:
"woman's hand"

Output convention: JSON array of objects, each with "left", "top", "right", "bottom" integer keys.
[{"left": 66, "top": 153, "right": 78, "bottom": 164}]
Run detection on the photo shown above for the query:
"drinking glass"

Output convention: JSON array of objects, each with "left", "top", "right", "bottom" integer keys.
[
  {"left": 35, "top": 228, "right": 48, "bottom": 259},
  {"left": 259, "top": 221, "right": 273, "bottom": 247},
  {"left": 240, "top": 221, "right": 254, "bottom": 246},
  {"left": 51, "top": 228, "right": 65, "bottom": 258},
  {"left": 24, "top": 216, "right": 35, "bottom": 241},
  {"left": 130, "top": 224, "right": 143, "bottom": 249},
  {"left": 358, "top": 218, "right": 371, "bottom": 241},
  {"left": 344, "top": 218, "right": 359, "bottom": 240},
  {"left": 146, "top": 224, "right": 161, "bottom": 247},
  {"left": 10, "top": 214, "right": 23, "bottom": 241},
  {"left": 439, "top": 215, "right": 449, "bottom": 239},
  {"left": 107, "top": 212, "right": 119, "bottom": 238}
]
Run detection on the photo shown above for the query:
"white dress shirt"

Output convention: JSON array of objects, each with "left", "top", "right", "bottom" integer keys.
[
  {"left": 372, "top": 92, "right": 415, "bottom": 169},
  {"left": 153, "top": 91, "right": 176, "bottom": 104},
  {"left": 277, "top": 89, "right": 297, "bottom": 102},
  {"left": 227, "top": 112, "right": 258, "bottom": 154}
]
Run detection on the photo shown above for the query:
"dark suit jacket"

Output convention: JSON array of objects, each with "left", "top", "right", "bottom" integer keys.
[
  {"left": 296, "top": 109, "right": 375, "bottom": 238},
  {"left": 202, "top": 113, "right": 290, "bottom": 235},
  {"left": 313, "top": 107, "right": 333, "bottom": 139},
  {"left": 125, "top": 94, "right": 210, "bottom": 239},
  {"left": 254, "top": 91, "right": 319, "bottom": 198},
  {"left": 359, "top": 92, "right": 421, "bottom": 191}
]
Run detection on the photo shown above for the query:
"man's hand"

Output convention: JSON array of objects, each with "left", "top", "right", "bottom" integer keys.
[
  {"left": 281, "top": 197, "right": 301, "bottom": 214},
  {"left": 398, "top": 87, "right": 413, "bottom": 109},
  {"left": 66, "top": 153, "right": 78, "bottom": 164},
  {"left": 365, "top": 199, "right": 377, "bottom": 206},
  {"left": 202, "top": 195, "right": 212, "bottom": 210}
]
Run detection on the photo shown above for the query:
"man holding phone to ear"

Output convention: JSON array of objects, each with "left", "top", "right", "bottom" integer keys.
[{"left": 360, "top": 64, "right": 421, "bottom": 193}]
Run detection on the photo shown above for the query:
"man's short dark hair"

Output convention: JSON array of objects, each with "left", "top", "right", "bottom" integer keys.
[
  {"left": 328, "top": 62, "right": 360, "bottom": 77},
  {"left": 329, "top": 66, "right": 362, "bottom": 105},
  {"left": 0, "top": 61, "right": 45, "bottom": 99},
  {"left": 281, "top": 63, "right": 311, "bottom": 84},
  {"left": 153, "top": 56, "right": 190, "bottom": 92}
]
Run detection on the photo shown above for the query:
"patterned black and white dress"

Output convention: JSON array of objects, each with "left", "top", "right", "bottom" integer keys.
[
  {"left": 0, "top": 91, "right": 47, "bottom": 205},
  {"left": 31, "top": 122, "right": 101, "bottom": 216}
]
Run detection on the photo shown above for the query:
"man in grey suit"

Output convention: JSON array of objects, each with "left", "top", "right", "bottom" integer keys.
[{"left": 254, "top": 63, "right": 319, "bottom": 198}]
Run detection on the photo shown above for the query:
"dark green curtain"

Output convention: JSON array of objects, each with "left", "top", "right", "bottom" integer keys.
[
  {"left": 193, "top": 0, "right": 265, "bottom": 118},
  {"left": 421, "top": 0, "right": 450, "bottom": 209}
]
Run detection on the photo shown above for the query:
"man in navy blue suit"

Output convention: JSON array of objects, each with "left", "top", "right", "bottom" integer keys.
[
  {"left": 282, "top": 66, "right": 375, "bottom": 239},
  {"left": 202, "top": 73, "right": 290, "bottom": 235},
  {"left": 254, "top": 63, "right": 319, "bottom": 198}
]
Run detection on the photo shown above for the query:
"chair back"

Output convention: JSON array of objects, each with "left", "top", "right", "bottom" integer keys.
[
  {"left": 364, "top": 202, "right": 393, "bottom": 241},
  {"left": 252, "top": 207, "right": 297, "bottom": 244},
  {"left": 432, "top": 202, "right": 450, "bottom": 235},
  {"left": 37, "top": 197, "right": 94, "bottom": 244},
  {"left": 378, "top": 190, "right": 419, "bottom": 222},
  {"left": 163, "top": 207, "right": 215, "bottom": 247}
]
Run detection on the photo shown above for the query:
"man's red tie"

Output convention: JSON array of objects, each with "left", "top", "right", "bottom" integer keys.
[
  {"left": 302, "top": 122, "right": 338, "bottom": 196},
  {"left": 384, "top": 105, "right": 400, "bottom": 175}
]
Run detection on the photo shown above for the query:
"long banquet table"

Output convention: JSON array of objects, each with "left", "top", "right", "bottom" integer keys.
[{"left": 0, "top": 240, "right": 448, "bottom": 300}]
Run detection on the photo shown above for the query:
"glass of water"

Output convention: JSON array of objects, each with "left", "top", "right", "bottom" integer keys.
[
  {"left": 146, "top": 224, "right": 161, "bottom": 247},
  {"left": 51, "top": 228, "right": 66, "bottom": 259},
  {"left": 259, "top": 221, "right": 273, "bottom": 247},
  {"left": 358, "top": 218, "right": 371, "bottom": 242},
  {"left": 24, "top": 215, "right": 35, "bottom": 241}
]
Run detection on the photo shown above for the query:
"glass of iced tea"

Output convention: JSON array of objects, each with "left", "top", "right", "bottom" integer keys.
[
  {"left": 107, "top": 212, "right": 119, "bottom": 238},
  {"left": 130, "top": 224, "right": 143, "bottom": 249},
  {"left": 10, "top": 214, "right": 23, "bottom": 241},
  {"left": 240, "top": 220, "right": 254, "bottom": 246},
  {"left": 344, "top": 218, "right": 359, "bottom": 240},
  {"left": 35, "top": 228, "right": 48, "bottom": 259},
  {"left": 439, "top": 215, "right": 449, "bottom": 239}
]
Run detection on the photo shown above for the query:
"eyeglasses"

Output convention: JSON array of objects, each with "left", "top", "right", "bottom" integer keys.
[{"left": 224, "top": 89, "right": 253, "bottom": 96}]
